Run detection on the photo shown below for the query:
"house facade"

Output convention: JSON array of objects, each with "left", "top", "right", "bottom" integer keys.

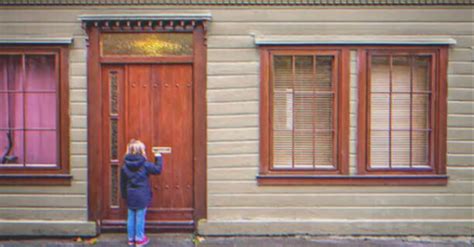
[{"left": 0, "top": 0, "right": 472, "bottom": 237}]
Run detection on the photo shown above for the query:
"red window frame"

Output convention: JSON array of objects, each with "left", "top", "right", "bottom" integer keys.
[
  {"left": 258, "top": 46, "right": 351, "bottom": 180},
  {"left": 0, "top": 46, "right": 70, "bottom": 185},
  {"left": 357, "top": 46, "right": 448, "bottom": 176}
]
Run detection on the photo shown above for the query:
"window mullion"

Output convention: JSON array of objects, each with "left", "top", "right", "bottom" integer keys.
[
  {"left": 312, "top": 55, "right": 316, "bottom": 169},
  {"left": 21, "top": 53, "right": 26, "bottom": 167},
  {"left": 291, "top": 55, "right": 295, "bottom": 169},
  {"left": 409, "top": 56, "right": 414, "bottom": 168},
  {"left": 388, "top": 55, "right": 393, "bottom": 169}
]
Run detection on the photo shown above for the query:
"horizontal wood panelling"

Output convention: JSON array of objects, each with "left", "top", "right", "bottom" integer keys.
[
  {"left": 208, "top": 115, "right": 258, "bottom": 128},
  {"left": 447, "top": 141, "right": 474, "bottom": 154},
  {"left": 448, "top": 115, "right": 474, "bottom": 128},
  {"left": 208, "top": 101, "right": 258, "bottom": 115},
  {"left": 71, "top": 116, "right": 87, "bottom": 129},
  {"left": 448, "top": 102, "right": 474, "bottom": 114},
  {"left": 208, "top": 62, "right": 259, "bottom": 76},
  {"left": 208, "top": 181, "right": 473, "bottom": 194},
  {"left": 448, "top": 89, "right": 474, "bottom": 101},
  {"left": 70, "top": 76, "right": 87, "bottom": 89},
  {"left": 70, "top": 89, "right": 87, "bottom": 102},
  {"left": 208, "top": 75, "right": 258, "bottom": 89},
  {"left": 208, "top": 49, "right": 258, "bottom": 62},
  {"left": 208, "top": 23, "right": 473, "bottom": 36},
  {"left": 0, "top": 195, "right": 86, "bottom": 208},
  {"left": 0, "top": 208, "right": 87, "bottom": 221},
  {"left": 448, "top": 155, "right": 474, "bottom": 166},
  {"left": 448, "top": 75, "right": 474, "bottom": 88},
  {"left": 198, "top": 220, "right": 474, "bottom": 236},
  {"left": 208, "top": 141, "right": 259, "bottom": 155},
  {"left": 209, "top": 194, "right": 473, "bottom": 207},
  {"left": 208, "top": 154, "right": 258, "bottom": 168},
  {"left": 208, "top": 88, "right": 258, "bottom": 103},
  {"left": 208, "top": 167, "right": 474, "bottom": 181},
  {"left": 447, "top": 128, "right": 474, "bottom": 140},
  {"left": 208, "top": 207, "right": 473, "bottom": 220},
  {"left": 208, "top": 128, "right": 258, "bottom": 142},
  {"left": 448, "top": 62, "right": 474, "bottom": 75},
  {"left": 0, "top": 182, "right": 86, "bottom": 195}
]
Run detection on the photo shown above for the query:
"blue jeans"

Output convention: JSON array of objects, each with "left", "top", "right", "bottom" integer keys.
[{"left": 127, "top": 208, "right": 147, "bottom": 241}]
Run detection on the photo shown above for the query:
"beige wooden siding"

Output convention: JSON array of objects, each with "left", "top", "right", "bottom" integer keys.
[
  {"left": 204, "top": 7, "right": 474, "bottom": 235},
  {"left": 0, "top": 12, "right": 89, "bottom": 221},
  {"left": 0, "top": 6, "right": 472, "bottom": 235}
]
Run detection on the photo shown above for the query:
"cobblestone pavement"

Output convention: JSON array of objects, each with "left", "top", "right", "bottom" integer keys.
[{"left": 0, "top": 234, "right": 472, "bottom": 247}]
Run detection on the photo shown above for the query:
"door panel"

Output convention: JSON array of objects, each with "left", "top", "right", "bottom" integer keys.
[
  {"left": 150, "top": 65, "right": 194, "bottom": 222},
  {"left": 101, "top": 64, "right": 194, "bottom": 227}
]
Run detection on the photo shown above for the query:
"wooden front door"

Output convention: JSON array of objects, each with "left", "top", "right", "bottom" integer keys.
[{"left": 101, "top": 64, "right": 194, "bottom": 229}]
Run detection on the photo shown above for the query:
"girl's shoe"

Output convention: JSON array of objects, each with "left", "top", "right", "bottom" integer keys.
[
  {"left": 128, "top": 240, "right": 135, "bottom": 246},
  {"left": 136, "top": 236, "right": 150, "bottom": 247}
]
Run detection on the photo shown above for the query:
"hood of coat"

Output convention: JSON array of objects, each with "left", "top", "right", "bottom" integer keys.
[{"left": 124, "top": 154, "right": 146, "bottom": 171}]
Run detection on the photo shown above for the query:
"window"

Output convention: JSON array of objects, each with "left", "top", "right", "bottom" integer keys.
[
  {"left": 259, "top": 47, "right": 350, "bottom": 180},
  {"left": 0, "top": 46, "right": 70, "bottom": 185},
  {"left": 258, "top": 45, "right": 448, "bottom": 185},
  {"left": 358, "top": 47, "right": 448, "bottom": 176}
]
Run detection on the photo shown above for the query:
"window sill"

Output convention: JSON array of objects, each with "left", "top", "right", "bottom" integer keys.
[
  {"left": 257, "top": 174, "right": 448, "bottom": 186},
  {"left": 0, "top": 174, "right": 73, "bottom": 186}
]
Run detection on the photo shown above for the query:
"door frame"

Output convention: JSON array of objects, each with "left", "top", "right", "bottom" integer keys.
[{"left": 83, "top": 17, "right": 208, "bottom": 232}]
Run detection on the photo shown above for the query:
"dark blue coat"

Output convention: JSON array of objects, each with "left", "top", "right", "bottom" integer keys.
[{"left": 120, "top": 154, "right": 163, "bottom": 209}]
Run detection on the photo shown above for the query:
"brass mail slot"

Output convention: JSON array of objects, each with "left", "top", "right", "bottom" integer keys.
[{"left": 152, "top": 146, "right": 172, "bottom": 154}]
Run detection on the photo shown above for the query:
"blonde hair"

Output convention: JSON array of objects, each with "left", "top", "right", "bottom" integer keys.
[{"left": 126, "top": 139, "right": 147, "bottom": 158}]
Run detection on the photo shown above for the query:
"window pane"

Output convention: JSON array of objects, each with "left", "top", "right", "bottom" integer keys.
[
  {"left": 273, "top": 56, "right": 293, "bottom": 131},
  {"left": 412, "top": 131, "right": 430, "bottom": 167},
  {"left": 0, "top": 55, "right": 22, "bottom": 91},
  {"left": 413, "top": 94, "right": 430, "bottom": 129},
  {"left": 0, "top": 93, "right": 24, "bottom": 129},
  {"left": 315, "top": 95, "right": 333, "bottom": 130},
  {"left": 25, "top": 93, "right": 57, "bottom": 129},
  {"left": 371, "top": 56, "right": 390, "bottom": 92},
  {"left": 370, "top": 130, "right": 390, "bottom": 168},
  {"left": 294, "top": 130, "right": 313, "bottom": 168},
  {"left": 314, "top": 131, "right": 333, "bottom": 167},
  {"left": 392, "top": 56, "right": 410, "bottom": 92},
  {"left": 294, "top": 93, "right": 313, "bottom": 130},
  {"left": 25, "top": 130, "right": 57, "bottom": 166},
  {"left": 371, "top": 93, "right": 390, "bottom": 130},
  {"left": 414, "top": 56, "right": 431, "bottom": 92},
  {"left": 391, "top": 94, "right": 410, "bottom": 129},
  {"left": 0, "top": 130, "right": 24, "bottom": 166},
  {"left": 273, "top": 56, "right": 292, "bottom": 90},
  {"left": 295, "top": 56, "right": 313, "bottom": 91},
  {"left": 101, "top": 33, "right": 193, "bottom": 57},
  {"left": 391, "top": 131, "right": 410, "bottom": 168},
  {"left": 273, "top": 130, "right": 292, "bottom": 168},
  {"left": 25, "top": 55, "right": 56, "bottom": 91},
  {"left": 316, "top": 56, "right": 333, "bottom": 91}
]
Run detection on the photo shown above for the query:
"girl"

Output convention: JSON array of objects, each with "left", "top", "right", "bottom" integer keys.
[{"left": 120, "top": 139, "right": 163, "bottom": 247}]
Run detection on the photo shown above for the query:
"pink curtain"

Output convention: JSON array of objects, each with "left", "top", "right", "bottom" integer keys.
[{"left": 0, "top": 55, "right": 57, "bottom": 166}]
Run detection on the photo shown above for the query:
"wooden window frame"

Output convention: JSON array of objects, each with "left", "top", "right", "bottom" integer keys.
[
  {"left": 357, "top": 46, "right": 448, "bottom": 177},
  {"left": 258, "top": 45, "right": 448, "bottom": 186},
  {"left": 0, "top": 45, "right": 71, "bottom": 185},
  {"left": 258, "top": 46, "right": 351, "bottom": 183}
]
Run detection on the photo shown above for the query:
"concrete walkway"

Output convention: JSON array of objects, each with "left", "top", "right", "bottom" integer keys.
[{"left": 0, "top": 234, "right": 472, "bottom": 247}]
